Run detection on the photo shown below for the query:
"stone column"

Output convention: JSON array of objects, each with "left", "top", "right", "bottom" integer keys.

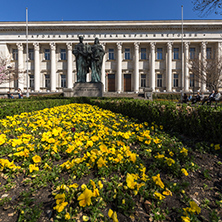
[
  {"left": 134, "top": 42, "right": 139, "bottom": 93},
  {"left": 184, "top": 42, "right": 189, "bottom": 92},
  {"left": 17, "top": 43, "right": 24, "bottom": 90},
  {"left": 150, "top": 42, "right": 156, "bottom": 91},
  {"left": 201, "top": 41, "right": 207, "bottom": 92},
  {"left": 50, "top": 42, "right": 56, "bottom": 92},
  {"left": 33, "top": 43, "right": 40, "bottom": 92},
  {"left": 101, "top": 42, "right": 106, "bottom": 92},
  {"left": 166, "top": 42, "right": 172, "bottom": 92},
  {"left": 66, "top": 42, "right": 73, "bottom": 89},
  {"left": 117, "top": 42, "right": 122, "bottom": 93}
]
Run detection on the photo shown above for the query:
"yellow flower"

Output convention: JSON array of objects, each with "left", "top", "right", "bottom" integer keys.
[
  {"left": 86, "top": 140, "right": 93, "bottom": 147},
  {"left": 165, "top": 157, "right": 175, "bottom": 166},
  {"left": 181, "top": 168, "right": 189, "bottom": 176},
  {"left": 65, "top": 212, "right": 70, "bottom": 220},
  {"left": 53, "top": 201, "right": 68, "bottom": 213},
  {"left": 189, "top": 201, "right": 201, "bottom": 214},
  {"left": 181, "top": 216, "right": 190, "bottom": 222},
  {"left": 83, "top": 215, "right": 90, "bottom": 221},
  {"left": 108, "top": 209, "right": 119, "bottom": 222},
  {"left": 152, "top": 174, "right": 164, "bottom": 189},
  {"left": 92, "top": 188, "right": 100, "bottom": 197},
  {"left": 154, "top": 191, "right": 165, "bottom": 200},
  {"left": 98, "top": 180, "right": 103, "bottom": 189},
  {"left": 162, "top": 188, "right": 172, "bottom": 196},
  {"left": 154, "top": 153, "right": 165, "bottom": 159},
  {"left": 180, "top": 147, "right": 188, "bottom": 156},
  {"left": 122, "top": 199, "right": 125, "bottom": 204},
  {"left": 97, "top": 157, "right": 107, "bottom": 168},
  {"left": 32, "top": 155, "right": 41, "bottom": 163},
  {"left": 215, "top": 144, "right": 220, "bottom": 150},
  {"left": 126, "top": 173, "right": 137, "bottom": 189},
  {"left": 78, "top": 188, "right": 93, "bottom": 207},
  {"left": 29, "top": 164, "right": 39, "bottom": 173},
  {"left": 55, "top": 193, "right": 66, "bottom": 204},
  {"left": 69, "top": 183, "right": 79, "bottom": 189},
  {"left": 129, "top": 153, "right": 137, "bottom": 163}
]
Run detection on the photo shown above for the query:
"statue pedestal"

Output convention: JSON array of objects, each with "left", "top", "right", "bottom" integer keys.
[{"left": 73, "top": 82, "right": 103, "bottom": 97}]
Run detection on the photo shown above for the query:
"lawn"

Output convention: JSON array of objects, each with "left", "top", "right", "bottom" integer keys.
[{"left": 0, "top": 102, "right": 221, "bottom": 222}]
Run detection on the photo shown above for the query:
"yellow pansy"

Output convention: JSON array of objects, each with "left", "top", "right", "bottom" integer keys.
[{"left": 78, "top": 188, "right": 93, "bottom": 207}]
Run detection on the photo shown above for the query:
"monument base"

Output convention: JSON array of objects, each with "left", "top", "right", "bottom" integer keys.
[
  {"left": 73, "top": 82, "right": 103, "bottom": 97},
  {"left": 63, "top": 88, "right": 74, "bottom": 97}
]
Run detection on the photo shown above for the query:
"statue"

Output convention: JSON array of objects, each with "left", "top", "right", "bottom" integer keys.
[
  {"left": 73, "top": 37, "right": 105, "bottom": 83},
  {"left": 73, "top": 36, "right": 89, "bottom": 82},
  {"left": 90, "top": 38, "right": 105, "bottom": 82}
]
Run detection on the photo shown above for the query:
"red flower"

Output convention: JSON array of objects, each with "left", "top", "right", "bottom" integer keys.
[{"left": 71, "top": 127, "right": 76, "bottom": 133}]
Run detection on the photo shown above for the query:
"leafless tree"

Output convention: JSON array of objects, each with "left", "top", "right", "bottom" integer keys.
[
  {"left": 192, "top": 0, "right": 222, "bottom": 17},
  {"left": 188, "top": 56, "right": 222, "bottom": 90}
]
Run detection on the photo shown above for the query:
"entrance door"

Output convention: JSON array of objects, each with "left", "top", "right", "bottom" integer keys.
[
  {"left": 108, "top": 74, "right": 115, "bottom": 92},
  {"left": 124, "top": 74, "right": 131, "bottom": 92}
]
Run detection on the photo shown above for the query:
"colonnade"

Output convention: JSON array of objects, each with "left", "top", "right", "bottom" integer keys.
[{"left": 14, "top": 41, "right": 210, "bottom": 93}]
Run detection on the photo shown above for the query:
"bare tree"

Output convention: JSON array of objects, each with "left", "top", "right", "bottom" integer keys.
[
  {"left": 192, "top": 0, "right": 222, "bottom": 17},
  {"left": 188, "top": 56, "right": 222, "bottom": 90}
]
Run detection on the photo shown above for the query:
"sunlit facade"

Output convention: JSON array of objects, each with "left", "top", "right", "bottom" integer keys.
[{"left": 0, "top": 20, "right": 221, "bottom": 93}]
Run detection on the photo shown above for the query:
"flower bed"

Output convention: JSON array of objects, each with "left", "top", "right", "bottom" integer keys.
[
  {"left": 0, "top": 103, "right": 221, "bottom": 221},
  {"left": 88, "top": 98, "right": 222, "bottom": 144}
]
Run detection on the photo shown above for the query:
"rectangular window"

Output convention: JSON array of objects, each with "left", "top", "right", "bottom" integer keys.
[
  {"left": 12, "top": 49, "right": 18, "bottom": 60},
  {"left": 125, "top": 48, "right": 130, "bottom": 60},
  {"left": 61, "top": 74, "right": 66, "bottom": 88},
  {"left": 29, "top": 49, "right": 34, "bottom": 60},
  {"left": 207, "top": 47, "right": 211, "bottom": 59},
  {"left": 30, "top": 75, "right": 34, "bottom": 88},
  {"left": 157, "top": 74, "right": 162, "bottom": 87},
  {"left": 141, "top": 48, "right": 146, "bottom": 60},
  {"left": 141, "top": 74, "right": 146, "bottom": 87},
  {"left": 190, "top": 48, "right": 195, "bottom": 59},
  {"left": 173, "top": 74, "right": 179, "bottom": 87},
  {"left": 157, "top": 48, "right": 163, "bottom": 60},
  {"left": 60, "top": 49, "right": 66, "bottom": 60},
  {"left": 45, "top": 74, "right": 50, "bottom": 88},
  {"left": 45, "top": 49, "right": 50, "bottom": 60},
  {"left": 108, "top": 49, "right": 114, "bottom": 60},
  {"left": 190, "top": 74, "right": 195, "bottom": 87},
  {"left": 173, "top": 48, "right": 179, "bottom": 60}
]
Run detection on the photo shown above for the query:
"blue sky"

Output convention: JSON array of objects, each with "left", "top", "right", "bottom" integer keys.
[{"left": 0, "top": 0, "right": 221, "bottom": 22}]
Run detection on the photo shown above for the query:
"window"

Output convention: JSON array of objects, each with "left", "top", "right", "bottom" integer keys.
[
  {"left": 141, "top": 74, "right": 146, "bottom": 87},
  {"left": 60, "top": 49, "right": 66, "bottom": 60},
  {"left": 173, "top": 48, "right": 179, "bottom": 60},
  {"left": 61, "top": 74, "right": 66, "bottom": 88},
  {"left": 125, "top": 48, "right": 130, "bottom": 60},
  {"left": 12, "top": 49, "right": 18, "bottom": 60},
  {"left": 157, "top": 74, "right": 162, "bottom": 87},
  {"left": 190, "top": 74, "right": 195, "bottom": 87},
  {"left": 45, "top": 75, "right": 50, "bottom": 88},
  {"left": 108, "top": 49, "right": 114, "bottom": 60},
  {"left": 190, "top": 48, "right": 195, "bottom": 59},
  {"left": 29, "top": 49, "right": 34, "bottom": 60},
  {"left": 44, "top": 49, "right": 50, "bottom": 60},
  {"left": 141, "top": 48, "right": 146, "bottom": 60},
  {"left": 157, "top": 48, "right": 163, "bottom": 60},
  {"left": 30, "top": 75, "right": 34, "bottom": 88},
  {"left": 173, "top": 74, "right": 179, "bottom": 87},
  {"left": 207, "top": 48, "right": 212, "bottom": 59}
]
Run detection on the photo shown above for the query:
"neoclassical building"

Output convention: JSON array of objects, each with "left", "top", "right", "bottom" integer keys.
[{"left": 0, "top": 20, "right": 222, "bottom": 93}]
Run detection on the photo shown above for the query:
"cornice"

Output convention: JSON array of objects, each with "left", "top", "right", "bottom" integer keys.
[{"left": 0, "top": 20, "right": 222, "bottom": 33}]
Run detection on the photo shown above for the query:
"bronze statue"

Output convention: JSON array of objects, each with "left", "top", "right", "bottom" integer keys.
[
  {"left": 73, "top": 36, "right": 89, "bottom": 82},
  {"left": 73, "top": 37, "right": 104, "bottom": 83},
  {"left": 90, "top": 38, "right": 105, "bottom": 82}
]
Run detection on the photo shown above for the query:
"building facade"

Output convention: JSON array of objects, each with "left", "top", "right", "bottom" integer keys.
[{"left": 0, "top": 20, "right": 222, "bottom": 93}]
